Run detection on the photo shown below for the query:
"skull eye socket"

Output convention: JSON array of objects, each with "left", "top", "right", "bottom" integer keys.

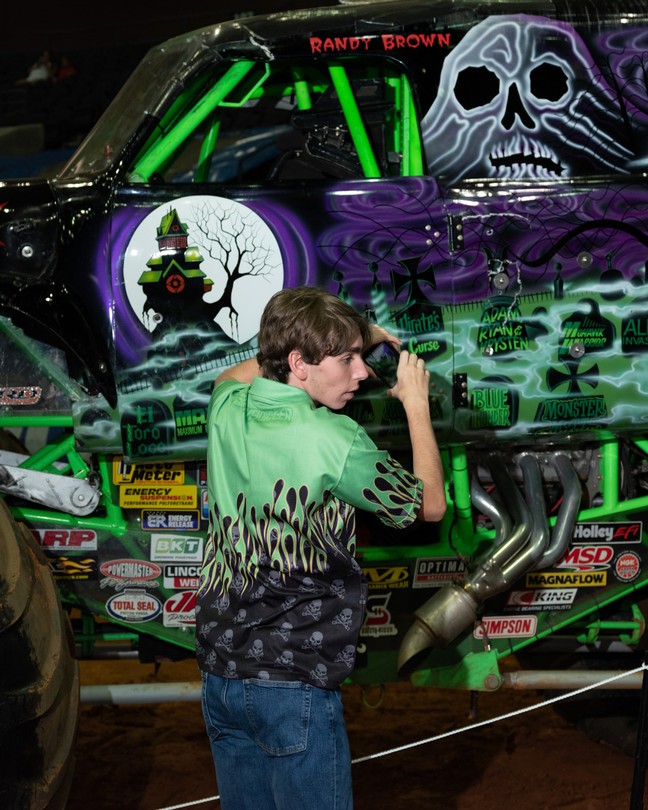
[
  {"left": 454, "top": 66, "right": 500, "bottom": 110},
  {"left": 529, "top": 62, "right": 569, "bottom": 101}
]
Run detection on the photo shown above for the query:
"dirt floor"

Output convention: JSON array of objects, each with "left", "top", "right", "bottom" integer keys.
[{"left": 66, "top": 658, "right": 647, "bottom": 810}]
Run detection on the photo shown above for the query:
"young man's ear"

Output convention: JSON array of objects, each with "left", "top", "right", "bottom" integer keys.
[{"left": 287, "top": 349, "right": 309, "bottom": 381}]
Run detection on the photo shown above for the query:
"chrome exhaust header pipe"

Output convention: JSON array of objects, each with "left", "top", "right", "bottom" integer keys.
[{"left": 397, "top": 453, "right": 581, "bottom": 676}]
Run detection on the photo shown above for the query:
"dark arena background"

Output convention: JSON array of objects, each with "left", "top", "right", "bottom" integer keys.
[{"left": 0, "top": 2, "right": 335, "bottom": 163}]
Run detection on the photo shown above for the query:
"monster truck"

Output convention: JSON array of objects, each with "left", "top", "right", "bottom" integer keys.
[{"left": 4, "top": 0, "right": 648, "bottom": 805}]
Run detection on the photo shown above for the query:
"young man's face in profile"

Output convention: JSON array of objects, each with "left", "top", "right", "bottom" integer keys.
[{"left": 302, "top": 336, "right": 368, "bottom": 410}]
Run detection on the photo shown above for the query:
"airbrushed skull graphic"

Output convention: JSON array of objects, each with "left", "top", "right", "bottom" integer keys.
[{"left": 422, "top": 15, "right": 635, "bottom": 183}]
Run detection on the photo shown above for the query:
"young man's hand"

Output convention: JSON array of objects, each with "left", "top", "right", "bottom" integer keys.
[
  {"left": 367, "top": 324, "right": 401, "bottom": 351},
  {"left": 388, "top": 350, "right": 429, "bottom": 407}
]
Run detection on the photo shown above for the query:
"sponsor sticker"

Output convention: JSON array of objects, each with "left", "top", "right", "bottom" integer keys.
[
  {"left": 164, "top": 564, "right": 201, "bottom": 589},
  {"left": 363, "top": 566, "right": 409, "bottom": 589},
  {"left": 163, "top": 590, "right": 197, "bottom": 627},
  {"left": 615, "top": 551, "right": 641, "bottom": 582},
  {"left": 557, "top": 545, "right": 614, "bottom": 571},
  {"left": 201, "top": 488, "right": 209, "bottom": 520},
  {"left": 360, "top": 593, "right": 398, "bottom": 638},
  {"left": 413, "top": 557, "right": 466, "bottom": 588},
  {"left": 506, "top": 588, "right": 577, "bottom": 611},
  {"left": 474, "top": 615, "right": 537, "bottom": 639},
  {"left": 49, "top": 556, "right": 97, "bottom": 580},
  {"left": 150, "top": 534, "right": 203, "bottom": 562},
  {"left": 112, "top": 458, "right": 185, "bottom": 485},
  {"left": 106, "top": 590, "right": 162, "bottom": 623},
  {"left": 142, "top": 510, "right": 200, "bottom": 531},
  {"left": 119, "top": 485, "right": 197, "bottom": 509},
  {"left": 99, "top": 559, "right": 162, "bottom": 591},
  {"left": 35, "top": 529, "right": 98, "bottom": 552},
  {"left": 572, "top": 522, "right": 642, "bottom": 544},
  {"left": 525, "top": 570, "right": 607, "bottom": 588}
]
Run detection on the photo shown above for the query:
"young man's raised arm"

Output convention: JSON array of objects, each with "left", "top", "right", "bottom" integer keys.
[{"left": 390, "top": 351, "right": 446, "bottom": 522}]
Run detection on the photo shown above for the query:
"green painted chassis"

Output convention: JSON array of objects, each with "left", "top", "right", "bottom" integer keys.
[{"left": 2, "top": 410, "right": 647, "bottom": 690}]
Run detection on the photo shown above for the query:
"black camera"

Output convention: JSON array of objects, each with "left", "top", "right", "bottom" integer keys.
[{"left": 362, "top": 341, "right": 401, "bottom": 388}]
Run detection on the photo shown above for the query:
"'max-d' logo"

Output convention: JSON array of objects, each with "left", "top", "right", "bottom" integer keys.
[
  {"left": 174, "top": 400, "right": 208, "bottom": 442},
  {"left": 150, "top": 534, "right": 203, "bottom": 562}
]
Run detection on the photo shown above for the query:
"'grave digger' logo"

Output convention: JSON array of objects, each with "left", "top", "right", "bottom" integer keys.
[{"left": 122, "top": 196, "right": 283, "bottom": 344}]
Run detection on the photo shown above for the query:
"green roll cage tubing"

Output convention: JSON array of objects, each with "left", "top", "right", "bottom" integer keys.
[{"left": 1, "top": 59, "right": 647, "bottom": 675}]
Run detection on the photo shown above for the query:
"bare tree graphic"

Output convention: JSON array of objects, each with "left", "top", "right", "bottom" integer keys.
[{"left": 188, "top": 199, "right": 279, "bottom": 339}]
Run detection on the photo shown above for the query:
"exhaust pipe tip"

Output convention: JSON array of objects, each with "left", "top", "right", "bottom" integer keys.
[
  {"left": 397, "top": 614, "right": 444, "bottom": 678},
  {"left": 397, "top": 584, "right": 478, "bottom": 677}
]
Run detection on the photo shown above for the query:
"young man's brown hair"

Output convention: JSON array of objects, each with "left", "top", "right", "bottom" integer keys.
[{"left": 256, "top": 286, "right": 371, "bottom": 382}]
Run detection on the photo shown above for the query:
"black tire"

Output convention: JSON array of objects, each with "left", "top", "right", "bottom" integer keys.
[{"left": 0, "top": 499, "right": 80, "bottom": 809}]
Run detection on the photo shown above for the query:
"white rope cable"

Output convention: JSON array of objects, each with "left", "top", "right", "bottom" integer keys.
[
  {"left": 353, "top": 663, "right": 647, "bottom": 764},
  {"left": 155, "top": 663, "right": 648, "bottom": 810}
]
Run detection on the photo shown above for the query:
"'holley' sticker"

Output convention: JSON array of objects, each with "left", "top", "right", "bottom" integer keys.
[
  {"left": 572, "top": 521, "right": 642, "bottom": 543},
  {"left": 106, "top": 590, "right": 162, "bottom": 623},
  {"left": 119, "top": 485, "right": 197, "bottom": 509}
]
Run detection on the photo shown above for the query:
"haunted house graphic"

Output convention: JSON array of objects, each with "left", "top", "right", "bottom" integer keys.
[{"left": 137, "top": 208, "right": 214, "bottom": 333}]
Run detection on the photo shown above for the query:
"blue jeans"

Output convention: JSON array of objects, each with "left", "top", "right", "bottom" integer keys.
[{"left": 201, "top": 672, "right": 353, "bottom": 810}]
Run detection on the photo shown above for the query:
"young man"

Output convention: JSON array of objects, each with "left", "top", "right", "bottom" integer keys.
[{"left": 196, "top": 286, "right": 445, "bottom": 810}]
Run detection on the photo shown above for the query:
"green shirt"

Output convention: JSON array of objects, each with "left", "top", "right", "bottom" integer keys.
[{"left": 196, "top": 376, "right": 422, "bottom": 688}]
